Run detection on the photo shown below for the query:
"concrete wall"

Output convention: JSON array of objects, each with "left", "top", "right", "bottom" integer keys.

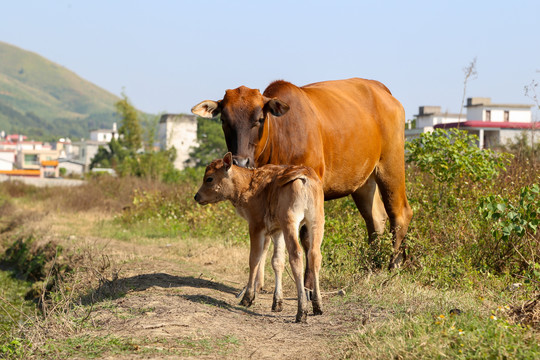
[
  {"left": 467, "top": 107, "right": 484, "bottom": 121},
  {"left": 500, "top": 129, "right": 538, "bottom": 146}
]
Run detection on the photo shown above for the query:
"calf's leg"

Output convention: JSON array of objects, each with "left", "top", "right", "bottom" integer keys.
[
  {"left": 255, "top": 235, "right": 271, "bottom": 293},
  {"left": 299, "top": 225, "right": 313, "bottom": 298},
  {"left": 241, "top": 229, "right": 265, "bottom": 307},
  {"left": 271, "top": 233, "right": 285, "bottom": 312},
  {"left": 283, "top": 224, "right": 308, "bottom": 323}
]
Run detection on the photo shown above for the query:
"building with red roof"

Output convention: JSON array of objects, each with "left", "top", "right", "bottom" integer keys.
[{"left": 406, "top": 97, "right": 537, "bottom": 148}]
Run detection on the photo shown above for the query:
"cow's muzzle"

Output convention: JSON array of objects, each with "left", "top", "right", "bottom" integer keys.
[{"left": 232, "top": 156, "right": 253, "bottom": 169}]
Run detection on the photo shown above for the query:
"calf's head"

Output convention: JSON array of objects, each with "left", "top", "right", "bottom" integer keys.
[
  {"left": 194, "top": 152, "right": 235, "bottom": 205},
  {"left": 192, "top": 86, "right": 289, "bottom": 168}
]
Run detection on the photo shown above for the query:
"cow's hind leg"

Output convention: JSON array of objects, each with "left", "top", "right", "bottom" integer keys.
[
  {"left": 271, "top": 233, "right": 285, "bottom": 312},
  {"left": 351, "top": 174, "right": 388, "bottom": 242},
  {"left": 374, "top": 159, "right": 413, "bottom": 270},
  {"left": 307, "top": 202, "right": 325, "bottom": 316}
]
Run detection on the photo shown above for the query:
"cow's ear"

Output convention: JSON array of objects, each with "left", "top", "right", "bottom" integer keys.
[
  {"left": 264, "top": 98, "right": 290, "bottom": 117},
  {"left": 223, "top": 152, "right": 233, "bottom": 171},
  {"left": 192, "top": 100, "right": 221, "bottom": 118}
]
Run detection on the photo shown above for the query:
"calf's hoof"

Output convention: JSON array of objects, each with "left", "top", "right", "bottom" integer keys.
[
  {"left": 240, "top": 294, "right": 254, "bottom": 307},
  {"left": 312, "top": 301, "right": 323, "bottom": 315},
  {"left": 272, "top": 299, "right": 283, "bottom": 312},
  {"left": 235, "top": 287, "right": 247, "bottom": 299},
  {"left": 295, "top": 310, "right": 308, "bottom": 323}
]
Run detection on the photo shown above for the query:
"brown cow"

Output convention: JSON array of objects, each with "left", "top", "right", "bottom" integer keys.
[
  {"left": 194, "top": 152, "right": 325, "bottom": 323},
  {"left": 192, "top": 77, "right": 412, "bottom": 286}
]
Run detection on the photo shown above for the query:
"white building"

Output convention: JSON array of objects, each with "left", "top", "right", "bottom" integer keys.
[
  {"left": 0, "top": 150, "right": 14, "bottom": 171},
  {"left": 58, "top": 159, "right": 86, "bottom": 176},
  {"left": 70, "top": 124, "right": 119, "bottom": 168},
  {"left": 90, "top": 123, "right": 119, "bottom": 143},
  {"left": 406, "top": 97, "right": 538, "bottom": 148},
  {"left": 414, "top": 106, "right": 464, "bottom": 133},
  {"left": 158, "top": 114, "right": 198, "bottom": 170},
  {"left": 71, "top": 140, "right": 107, "bottom": 168}
]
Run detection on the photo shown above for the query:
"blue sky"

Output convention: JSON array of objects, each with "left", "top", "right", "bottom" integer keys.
[{"left": 1, "top": 0, "right": 539, "bottom": 120}]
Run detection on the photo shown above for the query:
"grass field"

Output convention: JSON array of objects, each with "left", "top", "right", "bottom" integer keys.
[{"left": 0, "top": 151, "right": 538, "bottom": 359}]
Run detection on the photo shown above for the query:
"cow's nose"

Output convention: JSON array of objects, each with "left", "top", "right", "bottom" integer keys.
[
  {"left": 194, "top": 193, "right": 200, "bottom": 202},
  {"left": 233, "top": 157, "right": 250, "bottom": 168}
]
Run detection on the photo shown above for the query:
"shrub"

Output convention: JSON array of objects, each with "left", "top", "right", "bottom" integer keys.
[
  {"left": 478, "top": 184, "right": 539, "bottom": 272},
  {"left": 405, "top": 129, "right": 511, "bottom": 201}
]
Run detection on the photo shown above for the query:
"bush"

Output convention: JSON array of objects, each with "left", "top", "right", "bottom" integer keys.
[
  {"left": 405, "top": 129, "right": 511, "bottom": 202},
  {"left": 478, "top": 184, "right": 539, "bottom": 272},
  {"left": 118, "top": 173, "right": 248, "bottom": 243}
]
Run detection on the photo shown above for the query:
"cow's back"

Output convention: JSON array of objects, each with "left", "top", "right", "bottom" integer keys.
[{"left": 262, "top": 78, "right": 405, "bottom": 199}]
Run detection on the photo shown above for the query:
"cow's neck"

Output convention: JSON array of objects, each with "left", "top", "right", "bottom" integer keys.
[{"left": 255, "top": 115, "right": 275, "bottom": 166}]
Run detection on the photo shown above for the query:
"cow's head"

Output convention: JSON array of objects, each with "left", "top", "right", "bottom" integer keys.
[
  {"left": 192, "top": 86, "right": 289, "bottom": 168},
  {"left": 194, "top": 152, "right": 234, "bottom": 205}
]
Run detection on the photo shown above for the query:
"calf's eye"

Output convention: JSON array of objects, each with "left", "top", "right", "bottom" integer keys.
[{"left": 205, "top": 177, "right": 213, "bottom": 183}]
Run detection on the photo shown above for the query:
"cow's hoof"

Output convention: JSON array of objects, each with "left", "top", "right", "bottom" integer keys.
[
  {"left": 272, "top": 299, "right": 283, "bottom": 312},
  {"left": 313, "top": 301, "right": 323, "bottom": 315},
  {"left": 388, "top": 252, "right": 405, "bottom": 270},
  {"left": 295, "top": 310, "right": 308, "bottom": 323}
]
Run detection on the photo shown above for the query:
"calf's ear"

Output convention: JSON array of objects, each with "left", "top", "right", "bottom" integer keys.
[
  {"left": 264, "top": 98, "right": 290, "bottom": 117},
  {"left": 192, "top": 100, "right": 221, "bottom": 118},
  {"left": 223, "top": 152, "right": 233, "bottom": 171}
]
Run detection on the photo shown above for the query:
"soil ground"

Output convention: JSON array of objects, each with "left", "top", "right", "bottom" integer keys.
[{"left": 41, "top": 211, "right": 366, "bottom": 359}]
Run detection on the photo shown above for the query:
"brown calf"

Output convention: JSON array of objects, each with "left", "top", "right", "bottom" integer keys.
[{"left": 194, "top": 152, "right": 325, "bottom": 323}]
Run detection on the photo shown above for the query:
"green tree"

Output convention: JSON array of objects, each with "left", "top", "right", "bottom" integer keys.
[
  {"left": 90, "top": 138, "right": 129, "bottom": 171},
  {"left": 189, "top": 116, "right": 227, "bottom": 167},
  {"left": 90, "top": 94, "right": 180, "bottom": 182},
  {"left": 116, "top": 92, "right": 142, "bottom": 151}
]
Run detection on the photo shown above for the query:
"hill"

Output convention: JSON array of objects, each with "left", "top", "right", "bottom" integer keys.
[{"left": 0, "top": 41, "right": 121, "bottom": 140}]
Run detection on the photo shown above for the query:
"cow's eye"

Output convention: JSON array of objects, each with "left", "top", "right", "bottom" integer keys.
[{"left": 205, "top": 177, "right": 213, "bottom": 183}]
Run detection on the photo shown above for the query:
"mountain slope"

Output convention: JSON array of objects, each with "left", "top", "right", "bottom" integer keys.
[{"left": 0, "top": 41, "right": 121, "bottom": 139}]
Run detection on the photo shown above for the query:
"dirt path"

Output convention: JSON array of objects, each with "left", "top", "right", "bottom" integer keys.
[{"left": 54, "top": 227, "right": 362, "bottom": 359}]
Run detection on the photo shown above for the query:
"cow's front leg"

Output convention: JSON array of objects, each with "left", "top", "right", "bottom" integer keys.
[{"left": 240, "top": 228, "right": 265, "bottom": 307}]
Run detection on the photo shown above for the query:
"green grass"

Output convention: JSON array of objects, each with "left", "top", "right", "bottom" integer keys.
[
  {"left": 36, "top": 334, "right": 241, "bottom": 359},
  {"left": 335, "top": 272, "right": 540, "bottom": 359},
  {"left": 0, "top": 269, "right": 34, "bottom": 332}
]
